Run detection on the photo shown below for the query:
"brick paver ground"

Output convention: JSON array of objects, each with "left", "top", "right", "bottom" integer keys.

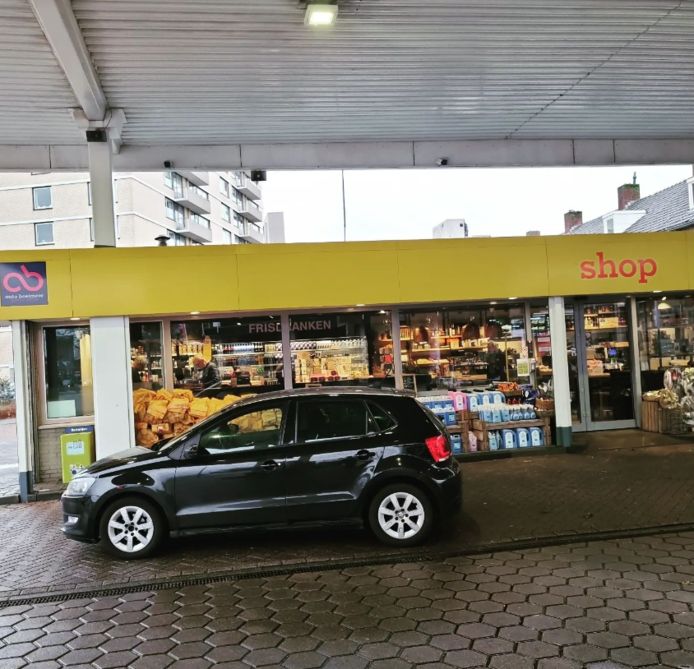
[
  {"left": 1, "top": 531, "right": 694, "bottom": 668},
  {"left": 0, "top": 419, "right": 18, "bottom": 499},
  {"left": 1, "top": 435, "right": 694, "bottom": 599}
]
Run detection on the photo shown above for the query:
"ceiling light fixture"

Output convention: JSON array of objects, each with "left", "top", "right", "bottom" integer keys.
[
  {"left": 305, "top": 2, "right": 338, "bottom": 26},
  {"left": 190, "top": 311, "right": 200, "bottom": 315},
  {"left": 70, "top": 317, "right": 81, "bottom": 321},
  {"left": 508, "top": 297, "right": 517, "bottom": 300},
  {"left": 356, "top": 303, "right": 365, "bottom": 307}
]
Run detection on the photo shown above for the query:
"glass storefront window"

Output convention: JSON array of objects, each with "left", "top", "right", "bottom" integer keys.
[
  {"left": 637, "top": 296, "right": 694, "bottom": 392},
  {"left": 43, "top": 325, "right": 93, "bottom": 419},
  {"left": 400, "top": 303, "right": 527, "bottom": 391},
  {"left": 290, "top": 312, "right": 393, "bottom": 387},
  {"left": 130, "top": 322, "right": 164, "bottom": 391},
  {"left": 171, "top": 317, "right": 282, "bottom": 394}
]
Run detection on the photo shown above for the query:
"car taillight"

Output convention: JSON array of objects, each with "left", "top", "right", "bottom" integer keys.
[{"left": 425, "top": 434, "right": 451, "bottom": 463}]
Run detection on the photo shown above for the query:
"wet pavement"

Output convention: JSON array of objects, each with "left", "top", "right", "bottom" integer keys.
[
  {"left": 1, "top": 436, "right": 694, "bottom": 600},
  {"left": 1, "top": 531, "right": 694, "bottom": 668}
]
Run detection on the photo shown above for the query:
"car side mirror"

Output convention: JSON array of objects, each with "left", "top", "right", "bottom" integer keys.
[{"left": 183, "top": 443, "right": 200, "bottom": 459}]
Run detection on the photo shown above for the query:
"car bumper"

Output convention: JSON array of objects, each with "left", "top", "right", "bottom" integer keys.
[
  {"left": 61, "top": 495, "right": 99, "bottom": 543},
  {"left": 430, "top": 460, "right": 463, "bottom": 515}
]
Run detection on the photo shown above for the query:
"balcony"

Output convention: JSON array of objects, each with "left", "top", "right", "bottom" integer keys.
[
  {"left": 176, "top": 217, "right": 212, "bottom": 243},
  {"left": 238, "top": 222, "right": 265, "bottom": 244},
  {"left": 174, "top": 187, "right": 211, "bottom": 215},
  {"left": 235, "top": 173, "right": 262, "bottom": 201},
  {"left": 238, "top": 199, "right": 262, "bottom": 222},
  {"left": 178, "top": 170, "right": 209, "bottom": 187}
]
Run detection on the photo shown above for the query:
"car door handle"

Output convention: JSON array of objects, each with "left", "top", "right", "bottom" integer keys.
[
  {"left": 260, "top": 459, "right": 281, "bottom": 471},
  {"left": 356, "top": 450, "right": 375, "bottom": 461}
]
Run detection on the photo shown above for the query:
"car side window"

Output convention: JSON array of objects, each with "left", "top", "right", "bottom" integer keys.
[
  {"left": 296, "top": 400, "right": 368, "bottom": 442},
  {"left": 198, "top": 406, "right": 284, "bottom": 456},
  {"left": 367, "top": 401, "right": 397, "bottom": 433}
]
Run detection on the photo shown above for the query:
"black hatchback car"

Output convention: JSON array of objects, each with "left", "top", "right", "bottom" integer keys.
[{"left": 62, "top": 388, "right": 462, "bottom": 559}]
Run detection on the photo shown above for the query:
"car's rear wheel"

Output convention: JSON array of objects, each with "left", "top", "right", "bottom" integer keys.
[
  {"left": 368, "top": 484, "right": 433, "bottom": 547},
  {"left": 99, "top": 496, "right": 164, "bottom": 559}
]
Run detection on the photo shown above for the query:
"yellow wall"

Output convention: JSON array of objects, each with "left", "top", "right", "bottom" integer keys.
[{"left": 1, "top": 231, "right": 693, "bottom": 320}]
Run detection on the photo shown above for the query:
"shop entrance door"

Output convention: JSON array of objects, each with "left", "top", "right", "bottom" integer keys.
[{"left": 566, "top": 300, "right": 636, "bottom": 432}]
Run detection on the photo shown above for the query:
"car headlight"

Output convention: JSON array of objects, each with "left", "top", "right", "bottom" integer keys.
[{"left": 64, "top": 476, "right": 96, "bottom": 497}]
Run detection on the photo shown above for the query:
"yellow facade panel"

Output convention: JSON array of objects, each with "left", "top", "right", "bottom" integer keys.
[{"left": 546, "top": 233, "right": 690, "bottom": 296}]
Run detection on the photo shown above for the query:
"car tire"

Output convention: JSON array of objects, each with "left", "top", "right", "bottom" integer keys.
[
  {"left": 99, "top": 496, "right": 165, "bottom": 559},
  {"left": 368, "top": 483, "right": 433, "bottom": 547}
]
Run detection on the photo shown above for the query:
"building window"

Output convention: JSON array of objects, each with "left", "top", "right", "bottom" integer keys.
[
  {"left": 173, "top": 233, "right": 186, "bottom": 246},
  {"left": 32, "top": 186, "right": 52, "bottom": 210},
  {"left": 222, "top": 203, "right": 231, "bottom": 223},
  {"left": 190, "top": 213, "right": 211, "bottom": 229},
  {"left": 219, "top": 177, "right": 230, "bottom": 197},
  {"left": 605, "top": 218, "right": 614, "bottom": 234},
  {"left": 164, "top": 172, "right": 173, "bottom": 189},
  {"left": 34, "top": 222, "right": 54, "bottom": 246},
  {"left": 42, "top": 325, "right": 93, "bottom": 419},
  {"left": 165, "top": 198, "right": 185, "bottom": 228},
  {"left": 233, "top": 212, "right": 244, "bottom": 228},
  {"left": 190, "top": 183, "right": 209, "bottom": 200},
  {"left": 89, "top": 218, "right": 94, "bottom": 242},
  {"left": 231, "top": 188, "right": 243, "bottom": 207},
  {"left": 223, "top": 229, "right": 232, "bottom": 244},
  {"left": 87, "top": 182, "right": 92, "bottom": 205}
]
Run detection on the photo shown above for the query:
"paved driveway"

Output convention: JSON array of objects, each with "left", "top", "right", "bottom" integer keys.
[
  {"left": 0, "top": 532, "right": 693, "bottom": 668},
  {"left": 0, "top": 419, "right": 18, "bottom": 498},
  {"left": 1, "top": 439, "right": 694, "bottom": 600}
]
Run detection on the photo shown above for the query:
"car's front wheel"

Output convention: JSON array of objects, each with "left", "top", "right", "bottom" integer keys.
[
  {"left": 99, "top": 496, "right": 165, "bottom": 559},
  {"left": 368, "top": 484, "right": 433, "bottom": 547}
]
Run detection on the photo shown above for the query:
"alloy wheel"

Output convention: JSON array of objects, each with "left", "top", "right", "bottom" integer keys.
[
  {"left": 377, "top": 492, "right": 425, "bottom": 540},
  {"left": 107, "top": 505, "right": 155, "bottom": 554}
]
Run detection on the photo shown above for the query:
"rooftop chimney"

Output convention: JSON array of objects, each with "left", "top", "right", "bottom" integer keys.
[
  {"left": 618, "top": 174, "right": 640, "bottom": 210},
  {"left": 564, "top": 210, "right": 582, "bottom": 234}
]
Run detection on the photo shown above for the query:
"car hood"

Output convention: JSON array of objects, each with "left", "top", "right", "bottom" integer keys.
[{"left": 86, "top": 447, "right": 166, "bottom": 474}]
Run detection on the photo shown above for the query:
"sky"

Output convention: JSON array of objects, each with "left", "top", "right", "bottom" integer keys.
[{"left": 262, "top": 165, "right": 693, "bottom": 243}]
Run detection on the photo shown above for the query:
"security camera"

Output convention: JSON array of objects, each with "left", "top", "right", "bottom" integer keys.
[
  {"left": 436, "top": 158, "right": 449, "bottom": 167},
  {"left": 163, "top": 160, "right": 173, "bottom": 169},
  {"left": 250, "top": 169, "right": 267, "bottom": 182}
]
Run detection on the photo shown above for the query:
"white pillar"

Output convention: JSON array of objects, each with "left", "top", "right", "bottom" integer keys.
[
  {"left": 90, "top": 316, "right": 135, "bottom": 458},
  {"left": 281, "top": 313, "right": 292, "bottom": 390},
  {"left": 548, "top": 296, "right": 572, "bottom": 447},
  {"left": 88, "top": 134, "right": 117, "bottom": 248},
  {"left": 11, "top": 321, "right": 34, "bottom": 501},
  {"left": 392, "top": 309, "right": 404, "bottom": 390}
]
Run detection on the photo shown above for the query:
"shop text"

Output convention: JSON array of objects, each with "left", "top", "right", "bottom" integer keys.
[
  {"left": 580, "top": 252, "right": 657, "bottom": 284},
  {"left": 248, "top": 319, "right": 332, "bottom": 334}
]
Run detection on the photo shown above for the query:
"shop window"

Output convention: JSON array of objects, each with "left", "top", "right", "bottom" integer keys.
[
  {"left": 637, "top": 296, "right": 694, "bottom": 393},
  {"left": 130, "top": 322, "right": 164, "bottom": 391},
  {"left": 290, "top": 311, "right": 392, "bottom": 388},
  {"left": 32, "top": 186, "right": 52, "bottom": 210},
  {"left": 43, "top": 325, "right": 93, "bottom": 420},
  {"left": 400, "top": 303, "right": 527, "bottom": 392},
  {"left": 34, "top": 221, "right": 54, "bottom": 246},
  {"left": 220, "top": 177, "right": 230, "bottom": 197},
  {"left": 199, "top": 405, "right": 285, "bottom": 455},
  {"left": 296, "top": 399, "right": 368, "bottom": 442},
  {"left": 221, "top": 203, "right": 231, "bottom": 223},
  {"left": 171, "top": 316, "right": 283, "bottom": 395}
]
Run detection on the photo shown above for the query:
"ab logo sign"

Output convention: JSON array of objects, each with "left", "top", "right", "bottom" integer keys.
[
  {"left": 580, "top": 251, "right": 657, "bottom": 285},
  {"left": 0, "top": 262, "right": 48, "bottom": 306}
]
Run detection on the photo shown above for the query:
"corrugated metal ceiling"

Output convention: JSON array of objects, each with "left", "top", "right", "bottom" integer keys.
[
  {"left": 0, "top": 0, "right": 81, "bottom": 144},
  {"left": 4, "top": 1, "right": 694, "bottom": 146}
]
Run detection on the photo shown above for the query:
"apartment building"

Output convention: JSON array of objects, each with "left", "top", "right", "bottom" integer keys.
[{"left": 0, "top": 170, "right": 281, "bottom": 249}]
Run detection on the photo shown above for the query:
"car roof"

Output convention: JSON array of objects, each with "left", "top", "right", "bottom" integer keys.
[{"left": 220, "top": 386, "right": 414, "bottom": 410}]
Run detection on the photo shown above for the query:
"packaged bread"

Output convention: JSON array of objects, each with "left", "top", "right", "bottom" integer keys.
[
  {"left": 133, "top": 388, "right": 156, "bottom": 401},
  {"left": 173, "top": 388, "right": 194, "bottom": 401},
  {"left": 189, "top": 397, "right": 210, "bottom": 419},
  {"left": 221, "top": 394, "right": 241, "bottom": 407},
  {"left": 208, "top": 398, "right": 224, "bottom": 416},
  {"left": 134, "top": 398, "right": 149, "bottom": 422},
  {"left": 135, "top": 421, "right": 149, "bottom": 432},
  {"left": 136, "top": 429, "right": 159, "bottom": 448},
  {"left": 151, "top": 423, "right": 173, "bottom": 437},
  {"left": 155, "top": 389, "right": 174, "bottom": 402},
  {"left": 173, "top": 423, "right": 189, "bottom": 436},
  {"left": 145, "top": 399, "right": 169, "bottom": 423},
  {"left": 164, "top": 397, "right": 190, "bottom": 423}
]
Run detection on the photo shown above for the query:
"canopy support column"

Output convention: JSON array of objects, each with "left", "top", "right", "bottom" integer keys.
[{"left": 549, "top": 296, "right": 572, "bottom": 448}]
